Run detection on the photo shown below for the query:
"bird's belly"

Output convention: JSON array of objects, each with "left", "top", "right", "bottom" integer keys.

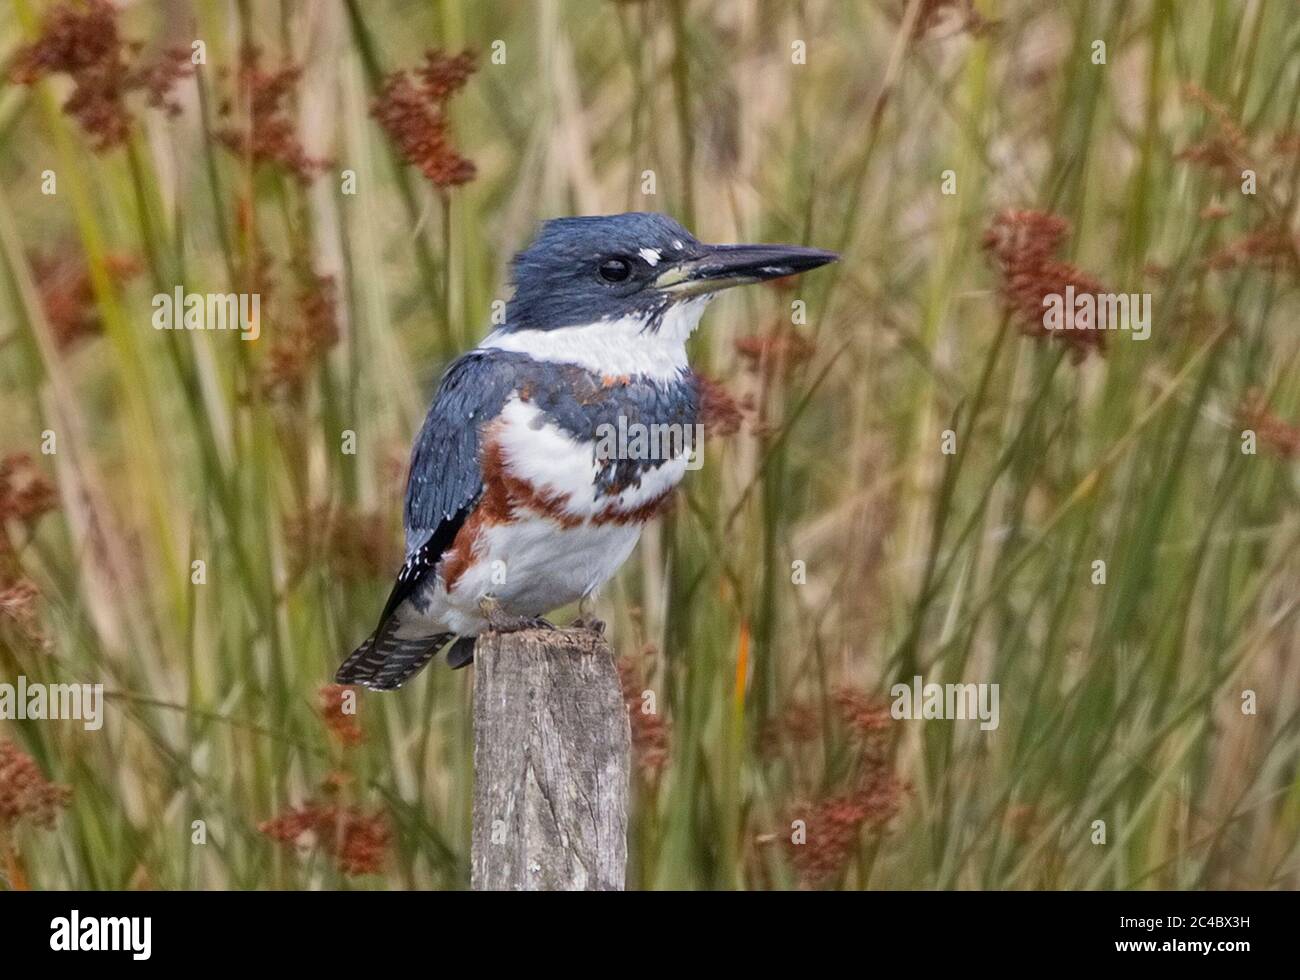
[
  {"left": 411, "top": 394, "right": 691, "bottom": 636},
  {"left": 421, "top": 516, "right": 644, "bottom": 634}
]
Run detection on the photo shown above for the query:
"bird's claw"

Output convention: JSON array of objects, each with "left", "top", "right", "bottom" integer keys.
[
  {"left": 479, "top": 595, "right": 555, "bottom": 634},
  {"left": 569, "top": 613, "right": 606, "bottom": 635},
  {"left": 484, "top": 615, "right": 554, "bottom": 634}
]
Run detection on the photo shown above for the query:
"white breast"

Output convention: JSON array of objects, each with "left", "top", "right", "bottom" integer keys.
[{"left": 494, "top": 397, "right": 688, "bottom": 519}]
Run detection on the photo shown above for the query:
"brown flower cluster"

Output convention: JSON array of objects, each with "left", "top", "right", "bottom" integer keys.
[
  {"left": 763, "top": 686, "right": 905, "bottom": 884},
  {"left": 0, "top": 579, "right": 45, "bottom": 650},
  {"left": 10, "top": 0, "right": 133, "bottom": 149},
  {"left": 0, "top": 740, "right": 71, "bottom": 835},
  {"left": 1177, "top": 84, "right": 1300, "bottom": 275},
  {"left": 263, "top": 273, "right": 340, "bottom": 396},
  {"left": 282, "top": 500, "right": 398, "bottom": 584},
  {"left": 259, "top": 679, "right": 382, "bottom": 874},
  {"left": 1273, "top": 131, "right": 1300, "bottom": 156},
  {"left": 832, "top": 687, "right": 893, "bottom": 739},
  {"left": 372, "top": 50, "right": 477, "bottom": 188},
  {"left": 0, "top": 454, "right": 58, "bottom": 528},
  {"left": 696, "top": 374, "right": 744, "bottom": 437},
  {"left": 759, "top": 699, "right": 821, "bottom": 756},
  {"left": 378, "top": 444, "right": 410, "bottom": 498},
  {"left": 1238, "top": 388, "right": 1300, "bottom": 459},
  {"left": 259, "top": 795, "right": 389, "bottom": 876},
  {"left": 318, "top": 684, "right": 363, "bottom": 746},
  {"left": 786, "top": 775, "right": 906, "bottom": 886},
  {"left": 1003, "top": 802, "right": 1038, "bottom": 843},
  {"left": 416, "top": 50, "right": 477, "bottom": 100},
  {"left": 762, "top": 686, "right": 892, "bottom": 756},
  {"left": 1176, "top": 83, "right": 1249, "bottom": 178},
  {"left": 735, "top": 328, "right": 815, "bottom": 380},
  {"left": 217, "top": 47, "right": 326, "bottom": 183},
  {"left": 10, "top": 0, "right": 192, "bottom": 152},
  {"left": 135, "top": 46, "right": 192, "bottom": 115},
  {"left": 982, "top": 209, "right": 1107, "bottom": 362},
  {"left": 0, "top": 454, "right": 57, "bottom": 649},
  {"left": 231, "top": 230, "right": 276, "bottom": 299},
  {"left": 1204, "top": 224, "right": 1298, "bottom": 274},
  {"left": 618, "top": 654, "right": 670, "bottom": 777},
  {"left": 30, "top": 250, "right": 141, "bottom": 352}
]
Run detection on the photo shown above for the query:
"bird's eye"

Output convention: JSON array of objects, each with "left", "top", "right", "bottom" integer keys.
[{"left": 598, "top": 257, "right": 632, "bottom": 282}]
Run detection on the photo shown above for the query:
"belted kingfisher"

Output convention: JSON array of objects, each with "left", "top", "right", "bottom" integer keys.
[{"left": 336, "top": 212, "right": 836, "bottom": 690}]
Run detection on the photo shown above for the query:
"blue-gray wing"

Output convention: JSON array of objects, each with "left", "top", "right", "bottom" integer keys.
[{"left": 374, "top": 350, "right": 522, "bottom": 631}]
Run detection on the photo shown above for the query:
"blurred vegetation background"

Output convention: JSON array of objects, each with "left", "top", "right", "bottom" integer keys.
[{"left": 0, "top": 0, "right": 1297, "bottom": 890}]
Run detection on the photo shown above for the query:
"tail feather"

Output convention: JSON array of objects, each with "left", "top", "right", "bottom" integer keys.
[
  {"left": 445, "top": 635, "right": 476, "bottom": 670},
  {"left": 336, "top": 627, "right": 453, "bottom": 690},
  {"left": 334, "top": 637, "right": 386, "bottom": 685}
]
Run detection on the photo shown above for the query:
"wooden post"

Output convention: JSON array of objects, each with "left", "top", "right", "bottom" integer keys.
[{"left": 470, "top": 627, "right": 630, "bottom": 890}]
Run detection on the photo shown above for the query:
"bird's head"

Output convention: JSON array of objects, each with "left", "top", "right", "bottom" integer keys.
[{"left": 503, "top": 212, "right": 837, "bottom": 333}]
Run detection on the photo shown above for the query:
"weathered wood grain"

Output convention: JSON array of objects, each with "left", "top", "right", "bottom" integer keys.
[{"left": 470, "top": 627, "right": 630, "bottom": 890}]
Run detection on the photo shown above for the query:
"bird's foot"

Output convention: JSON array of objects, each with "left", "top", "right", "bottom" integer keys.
[
  {"left": 487, "top": 614, "right": 556, "bottom": 633},
  {"left": 571, "top": 594, "right": 605, "bottom": 635},
  {"left": 479, "top": 595, "right": 555, "bottom": 634},
  {"left": 569, "top": 613, "right": 606, "bottom": 635}
]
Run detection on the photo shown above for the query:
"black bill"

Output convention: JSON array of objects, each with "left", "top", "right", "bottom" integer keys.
[{"left": 654, "top": 242, "right": 839, "bottom": 296}]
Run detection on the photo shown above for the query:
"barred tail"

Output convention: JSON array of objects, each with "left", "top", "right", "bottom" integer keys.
[{"left": 335, "top": 626, "right": 454, "bottom": 690}]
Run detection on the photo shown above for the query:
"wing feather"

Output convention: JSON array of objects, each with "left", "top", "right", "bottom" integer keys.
[{"left": 371, "top": 351, "right": 521, "bottom": 634}]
